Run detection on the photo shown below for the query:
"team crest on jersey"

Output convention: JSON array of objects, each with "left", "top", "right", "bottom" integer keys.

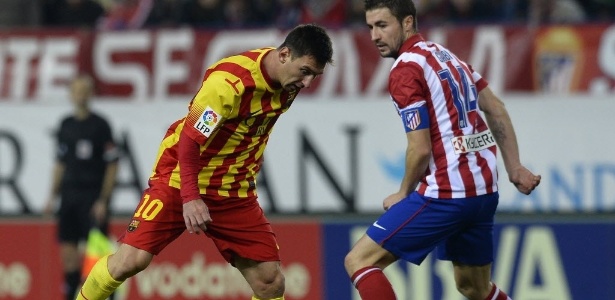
[
  {"left": 194, "top": 106, "right": 220, "bottom": 137},
  {"left": 403, "top": 109, "right": 421, "bottom": 130},
  {"left": 127, "top": 219, "right": 140, "bottom": 232}
]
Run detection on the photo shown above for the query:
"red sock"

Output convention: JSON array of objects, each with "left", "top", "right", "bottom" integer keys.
[
  {"left": 485, "top": 283, "right": 512, "bottom": 300},
  {"left": 350, "top": 267, "right": 396, "bottom": 300}
]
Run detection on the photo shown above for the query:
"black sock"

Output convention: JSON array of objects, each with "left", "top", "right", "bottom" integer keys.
[{"left": 64, "top": 270, "right": 81, "bottom": 300}]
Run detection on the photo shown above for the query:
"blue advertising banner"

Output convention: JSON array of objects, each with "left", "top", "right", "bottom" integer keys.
[{"left": 323, "top": 220, "right": 615, "bottom": 300}]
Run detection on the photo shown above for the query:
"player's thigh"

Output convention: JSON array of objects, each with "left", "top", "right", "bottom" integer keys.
[
  {"left": 367, "top": 192, "right": 463, "bottom": 265},
  {"left": 205, "top": 198, "right": 280, "bottom": 264},
  {"left": 119, "top": 185, "right": 185, "bottom": 255},
  {"left": 437, "top": 193, "right": 499, "bottom": 265}
]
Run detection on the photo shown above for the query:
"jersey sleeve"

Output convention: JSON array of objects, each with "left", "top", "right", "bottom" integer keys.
[
  {"left": 182, "top": 71, "right": 242, "bottom": 145},
  {"left": 178, "top": 129, "right": 201, "bottom": 203},
  {"left": 389, "top": 63, "right": 430, "bottom": 132},
  {"left": 467, "top": 64, "right": 488, "bottom": 92}
]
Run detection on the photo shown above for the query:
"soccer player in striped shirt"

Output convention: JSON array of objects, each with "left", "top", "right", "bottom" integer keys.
[
  {"left": 345, "top": 1, "right": 541, "bottom": 300},
  {"left": 77, "top": 24, "right": 333, "bottom": 300}
]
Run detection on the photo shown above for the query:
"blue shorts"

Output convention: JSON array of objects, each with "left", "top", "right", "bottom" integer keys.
[{"left": 366, "top": 191, "right": 499, "bottom": 266}]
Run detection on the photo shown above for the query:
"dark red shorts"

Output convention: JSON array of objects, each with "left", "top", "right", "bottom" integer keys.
[{"left": 118, "top": 183, "right": 280, "bottom": 264}]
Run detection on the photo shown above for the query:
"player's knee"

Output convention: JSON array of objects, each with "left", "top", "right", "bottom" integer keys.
[
  {"left": 251, "top": 270, "right": 285, "bottom": 298},
  {"left": 344, "top": 249, "right": 362, "bottom": 275},
  {"left": 108, "top": 250, "right": 152, "bottom": 280},
  {"left": 456, "top": 281, "right": 488, "bottom": 300}
]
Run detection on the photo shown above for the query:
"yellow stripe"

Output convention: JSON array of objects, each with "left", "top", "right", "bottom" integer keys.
[{"left": 151, "top": 121, "right": 182, "bottom": 181}]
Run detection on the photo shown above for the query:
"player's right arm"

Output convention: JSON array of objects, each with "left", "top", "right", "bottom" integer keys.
[
  {"left": 478, "top": 87, "right": 541, "bottom": 195},
  {"left": 179, "top": 71, "right": 242, "bottom": 233},
  {"left": 383, "top": 128, "right": 431, "bottom": 210},
  {"left": 179, "top": 130, "right": 211, "bottom": 234},
  {"left": 384, "top": 61, "right": 432, "bottom": 210}
]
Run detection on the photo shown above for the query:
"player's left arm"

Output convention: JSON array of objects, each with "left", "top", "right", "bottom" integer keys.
[{"left": 478, "top": 86, "right": 541, "bottom": 195}]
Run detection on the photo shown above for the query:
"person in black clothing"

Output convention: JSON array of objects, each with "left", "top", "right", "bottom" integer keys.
[
  {"left": 41, "top": 0, "right": 105, "bottom": 28},
  {"left": 179, "top": 0, "right": 226, "bottom": 28},
  {"left": 43, "top": 74, "right": 119, "bottom": 300}
]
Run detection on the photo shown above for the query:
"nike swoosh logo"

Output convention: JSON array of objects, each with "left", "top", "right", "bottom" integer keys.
[
  {"left": 249, "top": 109, "right": 263, "bottom": 117},
  {"left": 373, "top": 221, "right": 386, "bottom": 230}
]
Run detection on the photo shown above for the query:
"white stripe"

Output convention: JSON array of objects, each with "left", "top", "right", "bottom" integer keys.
[
  {"left": 352, "top": 267, "right": 380, "bottom": 286},
  {"left": 490, "top": 286, "right": 500, "bottom": 300}
]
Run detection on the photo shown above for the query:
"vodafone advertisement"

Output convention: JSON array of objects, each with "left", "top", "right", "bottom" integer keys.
[
  {"left": 2, "top": 218, "right": 615, "bottom": 300},
  {"left": 0, "top": 24, "right": 614, "bottom": 103},
  {"left": 0, "top": 219, "right": 322, "bottom": 300}
]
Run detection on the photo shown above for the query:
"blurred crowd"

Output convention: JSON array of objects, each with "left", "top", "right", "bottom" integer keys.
[{"left": 0, "top": 0, "right": 614, "bottom": 30}]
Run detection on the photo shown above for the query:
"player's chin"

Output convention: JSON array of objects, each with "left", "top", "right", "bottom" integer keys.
[{"left": 381, "top": 50, "right": 396, "bottom": 58}]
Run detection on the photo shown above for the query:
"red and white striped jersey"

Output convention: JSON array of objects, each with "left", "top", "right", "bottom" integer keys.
[{"left": 389, "top": 34, "right": 498, "bottom": 199}]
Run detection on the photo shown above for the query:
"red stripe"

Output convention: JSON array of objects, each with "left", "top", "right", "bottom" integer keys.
[
  {"left": 203, "top": 122, "right": 239, "bottom": 195},
  {"left": 417, "top": 180, "right": 427, "bottom": 194},
  {"left": 476, "top": 151, "right": 495, "bottom": 193},
  {"left": 153, "top": 120, "right": 182, "bottom": 178},
  {"left": 418, "top": 47, "right": 453, "bottom": 198},
  {"left": 446, "top": 59, "right": 476, "bottom": 196},
  {"left": 242, "top": 49, "right": 262, "bottom": 62},
  {"left": 261, "top": 89, "right": 274, "bottom": 111},
  {"left": 229, "top": 114, "right": 281, "bottom": 194}
]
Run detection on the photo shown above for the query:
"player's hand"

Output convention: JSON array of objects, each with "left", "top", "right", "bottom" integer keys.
[
  {"left": 42, "top": 196, "right": 56, "bottom": 217},
  {"left": 183, "top": 199, "right": 212, "bottom": 234},
  {"left": 509, "top": 165, "right": 541, "bottom": 195},
  {"left": 91, "top": 199, "right": 108, "bottom": 225},
  {"left": 383, "top": 192, "right": 405, "bottom": 211}
]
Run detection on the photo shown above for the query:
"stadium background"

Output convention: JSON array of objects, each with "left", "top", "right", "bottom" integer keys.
[{"left": 1, "top": 0, "right": 614, "bottom": 299}]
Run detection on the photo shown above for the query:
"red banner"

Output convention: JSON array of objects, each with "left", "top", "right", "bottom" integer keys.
[
  {"left": 0, "top": 219, "right": 322, "bottom": 300},
  {"left": 0, "top": 24, "right": 613, "bottom": 101}
]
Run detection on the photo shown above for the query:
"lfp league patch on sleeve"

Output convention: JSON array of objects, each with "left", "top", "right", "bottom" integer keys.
[{"left": 194, "top": 106, "right": 220, "bottom": 137}]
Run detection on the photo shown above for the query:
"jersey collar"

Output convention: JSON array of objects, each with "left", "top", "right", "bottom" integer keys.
[{"left": 400, "top": 33, "right": 425, "bottom": 54}]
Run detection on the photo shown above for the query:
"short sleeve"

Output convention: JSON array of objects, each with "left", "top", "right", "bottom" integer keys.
[
  {"left": 183, "top": 71, "right": 242, "bottom": 145},
  {"left": 389, "top": 62, "right": 427, "bottom": 110},
  {"left": 389, "top": 62, "right": 430, "bottom": 132},
  {"left": 467, "top": 64, "right": 488, "bottom": 92}
]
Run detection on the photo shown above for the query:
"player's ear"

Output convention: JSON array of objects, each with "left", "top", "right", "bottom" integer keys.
[
  {"left": 279, "top": 47, "right": 291, "bottom": 64},
  {"left": 403, "top": 15, "right": 414, "bottom": 32}
]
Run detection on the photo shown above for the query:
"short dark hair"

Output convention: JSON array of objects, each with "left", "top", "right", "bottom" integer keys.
[
  {"left": 279, "top": 23, "right": 334, "bottom": 67},
  {"left": 364, "top": 0, "right": 418, "bottom": 31}
]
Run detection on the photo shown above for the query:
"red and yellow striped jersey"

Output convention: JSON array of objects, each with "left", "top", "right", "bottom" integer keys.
[{"left": 150, "top": 48, "right": 298, "bottom": 199}]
